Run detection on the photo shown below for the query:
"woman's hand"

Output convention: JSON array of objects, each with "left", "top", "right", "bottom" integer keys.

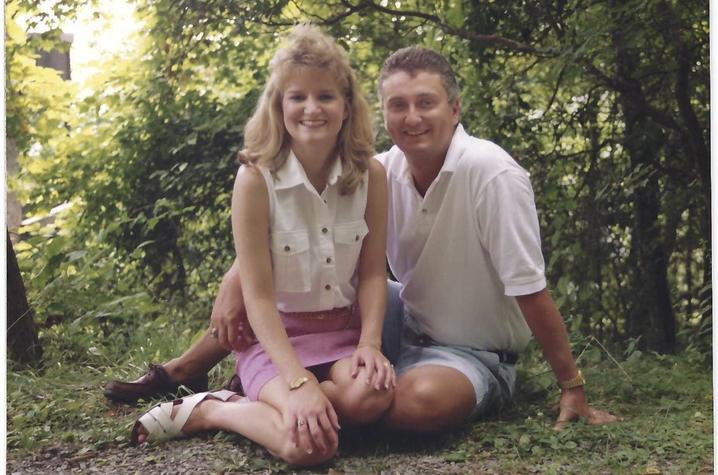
[
  {"left": 283, "top": 379, "right": 340, "bottom": 455},
  {"left": 350, "top": 345, "right": 396, "bottom": 390}
]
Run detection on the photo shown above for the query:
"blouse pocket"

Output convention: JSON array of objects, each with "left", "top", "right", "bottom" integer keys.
[
  {"left": 334, "top": 220, "right": 369, "bottom": 282},
  {"left": 271, "top": 230, "right": 311, "bottom": 292}
]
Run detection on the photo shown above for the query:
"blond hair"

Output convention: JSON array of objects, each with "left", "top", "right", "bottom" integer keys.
[{"left": 239, "top": 25, "right": 374, "bottom": 195}]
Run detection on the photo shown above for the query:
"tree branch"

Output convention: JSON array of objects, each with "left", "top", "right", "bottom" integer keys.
[
  {"left": 581, "top": 59, "right": 682, "bottom": 133},
  {"left": 343, "top": 0, "right": 558, "bottom": 56},
  {"left": 544, "top": 64, "right": 567, "bottom": 114}
]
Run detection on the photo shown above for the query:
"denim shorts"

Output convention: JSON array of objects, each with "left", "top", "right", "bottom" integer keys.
[{"left": 381, "top": 280, "right": 517, "bottom": 418}]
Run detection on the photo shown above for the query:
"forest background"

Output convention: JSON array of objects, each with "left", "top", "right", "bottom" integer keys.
[{"left": 6, "top": 0, "right": 713, "bottom": 473}]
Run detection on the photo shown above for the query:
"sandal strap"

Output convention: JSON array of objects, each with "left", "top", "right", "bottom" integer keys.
[
  {"left": 171, "top": 390, "right": 238, "bottom": 432},
  {"left": 136, "top": 389, "right": 242, "bottom": 442},
  {"left": 137, "top": 401, "right": 176, "bottom": 439},
  {"left": 204, "top": 389, "right": 238, "bottom": 402}
]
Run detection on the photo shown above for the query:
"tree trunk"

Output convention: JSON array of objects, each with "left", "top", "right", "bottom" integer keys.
[
  {"left": 613, "top": 16, "right": 676, "bottom": 353},
  {"left": 7, "top": 230, "right": 43, "bottom": 364},
  {"left": 664, "top": 0, "right": 711, "bottom": 325}
]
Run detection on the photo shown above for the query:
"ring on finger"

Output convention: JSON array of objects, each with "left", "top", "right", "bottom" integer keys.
[
  {"left": 210, "top": 327, "right": 218, "bottom": 338},
  {"left": 297, "top": 419, "right": 305, "bottom": 428}
]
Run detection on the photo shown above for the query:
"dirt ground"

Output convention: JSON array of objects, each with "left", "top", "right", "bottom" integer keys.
[{"left": 6, "top": 430, "right": 497, "bottom": 474}]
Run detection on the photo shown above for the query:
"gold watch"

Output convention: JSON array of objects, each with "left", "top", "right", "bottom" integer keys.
[
  {"left": 559, "top": 370, "right": 585, "bottom": 390},
  {"left": 289, "top": 376, "right": 310, "bottom": 391}
]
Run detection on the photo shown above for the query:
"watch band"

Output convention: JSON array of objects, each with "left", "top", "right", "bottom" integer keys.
[{"left": 559, "top": 370, "right": 585, "bottom": 390}]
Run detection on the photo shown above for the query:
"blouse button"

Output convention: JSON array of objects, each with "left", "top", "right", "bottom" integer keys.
[
  {"left": 284, "top": 245, "right": 291, "bottom": 252},
  {"left": 325, "top": 284, "right": 331, "bottom": 291},
  {"left": 321, "top": 227, "right": 328, "bottom": 234},
  {"left": 326, "top": 257, "right": 332, "bottom": 264},
  {"left": 354, "top": 235, "right": 360, "bottom": 241}
]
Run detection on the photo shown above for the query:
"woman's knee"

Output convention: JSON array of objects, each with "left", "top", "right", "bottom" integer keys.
[{"left": 334, "top": 378, "right": 394, "bottom": 424}]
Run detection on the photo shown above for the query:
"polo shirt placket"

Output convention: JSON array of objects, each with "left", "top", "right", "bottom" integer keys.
[{"left": 395, "top": 163, "right": 451, "bottom": 275}]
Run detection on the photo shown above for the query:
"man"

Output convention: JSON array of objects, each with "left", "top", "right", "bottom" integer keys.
[{"left": 105, "top": 47, "right": 616, "bottom": 431}]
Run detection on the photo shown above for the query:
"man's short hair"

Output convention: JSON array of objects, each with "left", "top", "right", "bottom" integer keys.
[{"left": 377, "top": 46, "right": 460, "bottom": 103}]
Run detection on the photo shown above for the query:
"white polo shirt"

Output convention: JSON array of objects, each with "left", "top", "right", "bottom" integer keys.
[
  {"left": 256, "top": 151, "right": 369, "bottom": 313},
  {"left": 376, "top": 124, "right": 546, "bottom": 352}
]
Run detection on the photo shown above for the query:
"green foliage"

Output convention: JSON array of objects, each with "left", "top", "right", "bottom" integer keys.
[
  {"left": 6, "top": 2, "right": 76, "bottom": 155},
  {"left": 461, "top": 347, "right": 712, "bottom": 473},
  {"left": 7, "top": 309, "right": 237, "bottom": 451},
  {"left": 9, "top": 0, "right": 709, "bottom": 387},
  {"left": 7, "top": 1, "right": 710, "bottom": 471},
  {"left": 299, "top": 0, "right": 709, "bottom": 352}
]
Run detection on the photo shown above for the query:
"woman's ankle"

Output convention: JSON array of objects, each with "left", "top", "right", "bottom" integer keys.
[{"left": 179, "top": 398, "right": 219, "bottom": 434}]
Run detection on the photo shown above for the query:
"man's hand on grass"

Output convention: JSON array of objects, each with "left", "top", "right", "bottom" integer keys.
[{"left": 553, "top": 386, "right": 620, "bottom": 431}]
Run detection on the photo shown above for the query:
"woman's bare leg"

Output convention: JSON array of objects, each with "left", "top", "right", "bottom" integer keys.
[{"left": 135, "top": 377, "right": 336, "bottom": 466}]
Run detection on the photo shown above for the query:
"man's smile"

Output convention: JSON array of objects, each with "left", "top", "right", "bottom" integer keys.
[{"left": 404, "top": 130, "right": 430, "bottom": 137}]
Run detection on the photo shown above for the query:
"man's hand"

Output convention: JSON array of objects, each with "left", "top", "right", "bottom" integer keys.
[
  {"left": 554, "top": 387, "right": 620, "bottom": 431},
  {"left": 516, "top": 290, "right": 620, "bottom": 430},
  {"left": 209, "top": 265, "right": 255, "bottom": 352}
]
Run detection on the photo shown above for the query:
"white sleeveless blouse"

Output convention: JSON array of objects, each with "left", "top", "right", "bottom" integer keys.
[{"left": 255, "top": 151, "right": 369, "bottom": 313}]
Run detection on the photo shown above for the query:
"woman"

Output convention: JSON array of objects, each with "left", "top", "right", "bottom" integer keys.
[{"left": 131, "top": 25, "right": 394, "bottom": 466}]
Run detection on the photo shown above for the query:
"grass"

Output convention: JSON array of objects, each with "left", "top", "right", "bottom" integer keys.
[{"left": 6, "top": 313, "right": 714, "bottom": 473}]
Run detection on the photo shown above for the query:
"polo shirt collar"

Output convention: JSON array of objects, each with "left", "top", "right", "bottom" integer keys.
[
  {"left": 274, "top": 150, "right": 343, "bottom": 191},
  {"left": 396, "top": 123, "right": 468, "bottom": 185},
  {"left": 440, "top": 123, "right": 467, "bottom": 175}
]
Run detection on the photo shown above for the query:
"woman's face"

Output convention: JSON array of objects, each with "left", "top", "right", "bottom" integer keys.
[{"left": 281, "top": 67, "right": 348, "bottom": 157}]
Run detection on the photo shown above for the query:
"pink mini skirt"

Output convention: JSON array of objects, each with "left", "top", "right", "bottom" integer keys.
[{"left": 234, "top": 307, "right": 360, "bottom": 400}]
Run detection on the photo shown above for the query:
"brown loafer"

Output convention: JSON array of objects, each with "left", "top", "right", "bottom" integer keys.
[{"left": 103, "top": 364, "right": 208, "bottom": 404}]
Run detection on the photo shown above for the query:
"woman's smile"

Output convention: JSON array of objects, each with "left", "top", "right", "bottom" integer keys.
[{"left": 282, "top": 67, "right": 348, "bottom": 156}]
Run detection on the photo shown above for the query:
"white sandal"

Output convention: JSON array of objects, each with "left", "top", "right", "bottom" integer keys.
[{"left": 130, "top": 389, "right": 243, "bottom": 444}]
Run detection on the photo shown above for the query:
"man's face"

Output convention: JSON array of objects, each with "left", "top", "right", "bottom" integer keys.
[{"left": 381, "top": 70, "right": 460, "bottom": 163}]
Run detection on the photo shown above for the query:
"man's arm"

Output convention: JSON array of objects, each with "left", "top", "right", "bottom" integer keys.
[
  {"left": 516, "top": 288, "right": 619, "bottom": 430},
  {"left": 210, "top": 259, "right": 255, "bottom": 351}
]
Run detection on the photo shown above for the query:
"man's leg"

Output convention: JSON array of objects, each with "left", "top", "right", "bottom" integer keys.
[
  {"left": 384, "top": 365, "right": 475, "bottom": 432},
  {"left": 381, "top": 279, "right": 404, "bottom": 365},
  {"left": 162, "top": 332, "right": 230, "bottom": 382},
  {"left": 103, "top": 333, "right": 231, "bottom": 404},
  {"left": 383, "top": 330, "right": 516, "bottom": 433},
  {"left": 379, "top": 281, "right": 479, "bottom": 431},
  {"left": 105, "top": 265, "right": 248, "bottom": 403}
]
